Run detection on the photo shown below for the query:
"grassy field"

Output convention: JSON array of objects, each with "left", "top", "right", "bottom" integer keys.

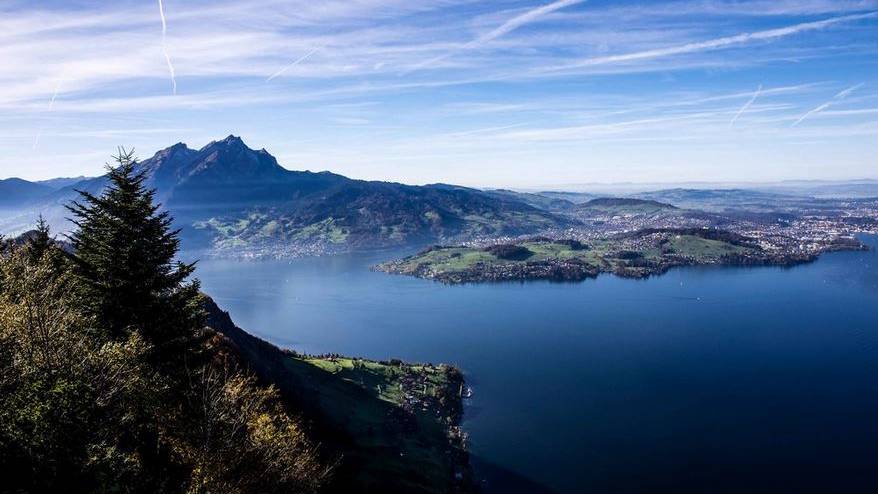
[
  {"left": 304, "top": 357, "right": 454, "bottom": 406},
  {"left": 278, "top": 356, "right": 468, "bottom": 492},
  {"left": 378, "top": 231, "right": 756, "bottom": 282},
  {"left": 665, "top": 234, "right": 747, "bottom": 259},
  {"left": 195, "top": 214, "right": 351, "bottom": 249},
  {"left": 205, "top": 300, "right": 473, "bottom": 493},
  {"left": 291, "top": 217, "right": 349, "bottom": 244}
]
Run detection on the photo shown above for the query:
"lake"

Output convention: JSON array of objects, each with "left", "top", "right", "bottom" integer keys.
[{"left": 194, "top": 235, "right": 878, "bottom": 493}]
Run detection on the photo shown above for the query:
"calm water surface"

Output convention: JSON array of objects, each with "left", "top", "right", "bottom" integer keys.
[{"left": 194, "top": 235, "right": 878, "bottom": 493}]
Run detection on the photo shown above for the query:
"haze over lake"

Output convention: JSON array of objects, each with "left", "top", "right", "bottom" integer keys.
[{"left": 195, "top": 236, "right": 878, "bottom": 493}]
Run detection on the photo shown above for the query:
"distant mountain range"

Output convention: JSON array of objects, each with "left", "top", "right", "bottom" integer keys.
[
  {"left": 4, "top": 135, "right": 875, "bottom": 258},
  {"left": 0, "top": 136, "right": 564, "bottom": 256},
  {"left": 752, "top": 180, "right": 878, "bottom": 199},
  {"left": 0, "top": 178, "right": 54, "bottom": 208},
  {"left": 520, "top": 179, "right": 878, "bottom": 198},
  {"left": 36, "top": 176, "right": 92, "bottom": 190}
]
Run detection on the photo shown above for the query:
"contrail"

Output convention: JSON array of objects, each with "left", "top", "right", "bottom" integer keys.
[
  {"left": 448, "top": 122, "right": 531, "bottom": 137},
  {"left": 729, "top": 84, "right": 762, "bottom": 126},
  {"left": 552, "top": 11, "right": 878, "bottom": 70},
  {"left": 834, "top": 82, "right": 864, "bottom": 99},
  {"left": 32, "top": 80, "right": 62, "bottom": 150},
  {"left": 158, "top": 0, "right": 176, "bottom": 94},
  {"left": 404, "top": 0, "right": 585, "bottom": 74},
  {"left": 266, "top": 46, "right": 321, "bottom": 82},
  {"left": 792, "top": 82, "right": 864, "bottom": 127}
]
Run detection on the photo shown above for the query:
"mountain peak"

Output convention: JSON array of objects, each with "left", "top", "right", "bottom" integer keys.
[
  {"left": 213, "top": 134, "right": 246, "bottom": 148},
  {"left": 154, "top": 142, "right": 193, "bottom": 159},
  {"left": 198, "top": 134, "right": 257, "bottom": 155},
  {"left": 170, "top": 135, "right": 286, "bottom": 186}
]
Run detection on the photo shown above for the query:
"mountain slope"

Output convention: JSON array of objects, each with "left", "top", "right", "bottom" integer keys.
[
  {"left": 36, "top": 176, "right": 92, "bottom": 190},
  {"left": 575, "top": 197, "right": 680, "bottom": 217},
  {"left": 203, "top": 298, "right": 473, "bottom": 493},
  {"left": 484, "top": 189, "right": 577, "bottom": 211},
  {"left": 0, "top": 178, "right": 52, "bottom": 208},
  {"left": 580, "top": 197, "right": 678, "bottom": 211},
  {"left": 0, "top": 136, "right": 565, "bottom": 256},
  {"left": 630, "top": 188, "right": 796, "bottom": 212}
]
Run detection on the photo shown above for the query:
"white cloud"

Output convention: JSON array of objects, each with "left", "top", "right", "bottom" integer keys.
[
  {"left": 792, "top": 83, "right": 864, "bottom": 126},
  {"left": 157, "top": 0, "right": 177, "bottom": 95},
  {"left": 32, "top": 78, "right": 63, "bottom": 150},
  {"left": 266, "top": 46, "right": 322, "bottom": 82},
  {"left": 552, "top": 11, "right": 878, "bottom": 70},
  {"left": 403, "top": 0, "right": 585, "bottom": 72},
  {"left": 1, "top": 0, "right": 876, "bottom": 183},
  {"left": 729, "top": 84, "right": 762, "bottom": 126}
]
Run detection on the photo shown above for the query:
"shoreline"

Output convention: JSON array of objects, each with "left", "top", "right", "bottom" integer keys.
[
  {"left": 373, "top": 235, "right": 871, "bottom": 285},
  {"left": 203, "top": 298, "right": 477, "bottom": 493}
]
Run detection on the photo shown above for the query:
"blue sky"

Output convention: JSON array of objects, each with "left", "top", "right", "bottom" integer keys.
[{"left": 1, "top": 0, "right": 877, "bottom": 187}]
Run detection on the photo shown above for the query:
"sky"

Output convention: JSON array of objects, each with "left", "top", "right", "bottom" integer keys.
[{"left": 1, "top": 0, "right": 877, "bottom": 188}]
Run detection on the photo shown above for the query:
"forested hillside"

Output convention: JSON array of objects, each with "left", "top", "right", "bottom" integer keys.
[
  {"left": 0, "top": 137, "right": 563, "bottom": 258},
  {"left": 0, "top": 151, "right": 472, "bottom": 493}
]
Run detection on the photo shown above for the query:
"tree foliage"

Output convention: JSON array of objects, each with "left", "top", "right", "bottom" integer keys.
[
  {"left": 67, "top": 149, "right": 203, "bottom": 357},
  {"left": 0, "top": 151, "right": 328, "bottom": 493},
  {"left": 179, "top": 364, "right": 328, "bottom": 494},
  {"left": 0, "top": 229, "right": 161, "bottom": 491}
]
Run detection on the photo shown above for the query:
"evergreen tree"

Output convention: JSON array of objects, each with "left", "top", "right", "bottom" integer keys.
[
  {"left": 67, "top": 148, "right": 204, "bottom": 360},
  {"left": 26, "top": 215, "right": 53, "bottom": 264},
  {"left": 1, "top": 150, "right": 326, "bottom": 493}
]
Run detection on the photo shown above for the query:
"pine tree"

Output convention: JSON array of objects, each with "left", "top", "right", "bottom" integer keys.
[
  {"left": 2, "top": 150, "right": 326, "bottom": 493},
  {"left": 25, "top": 215, "right": 53, "bottom": 264},
  {"left": 67, "top": 149, "right": 204, "bottom": 360}
]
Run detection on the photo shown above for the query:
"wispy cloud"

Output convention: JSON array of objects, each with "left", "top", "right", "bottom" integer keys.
[
  {"left": 835, "top": 83, "right": 865, "bottom": 99},
  {"left": 2, "top": 0, "right": 877, "bottom": 183},
  {"left": 592, "top": 0, "right": 878, "bottom": 18},
  {"left": 495, "top": 113, "right": 723, "bottom": 142},
  {"left": 792, "top": 83, "right": 864, "bottom": 126},
  {"left": 820, "top": 108, "right": 878, "bottom": 116},
  {"left": 157, "top": 0, "right": 177, "bottom": 95},
  {"left": 729, "top": 84, "right": 762, "bottom": 126},
  {"left": 266, "top": 46, "right": 321, "bottom": 82},
  {"left": 552, "top": 11, "right": 878, "bottom": 70},
  {"left": 446, "top": 122, "right": 531, "bottom": 138},
  {"left": 404, "top": 0, "right": 585, "bottom": 73},
  {"left": 32, "top": 79, "right": 62, "bottom": 150}
]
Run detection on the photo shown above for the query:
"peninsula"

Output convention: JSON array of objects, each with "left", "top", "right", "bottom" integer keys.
[{"left": 375, "top": 228, "right": 868, "bottom": 284}]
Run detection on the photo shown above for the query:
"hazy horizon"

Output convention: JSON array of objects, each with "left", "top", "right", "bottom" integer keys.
[
  {"left": 5, "top": 134, "right": 877, "bottom": 191},
  {"left": 6, "top": 135, "right": 878, "bottom": 192}
]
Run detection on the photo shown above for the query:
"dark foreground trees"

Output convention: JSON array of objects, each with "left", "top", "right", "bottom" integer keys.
[
  {"left": 0, "top": 151, "right": 328, "bottom": 493},
  {"left": 66, "top": 149, "right": 203, "bottom": 361}
]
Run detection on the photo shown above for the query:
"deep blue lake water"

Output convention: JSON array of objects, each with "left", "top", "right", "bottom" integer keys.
[{"left": 194, "top": 235, "right": 878, "bottom": 493}]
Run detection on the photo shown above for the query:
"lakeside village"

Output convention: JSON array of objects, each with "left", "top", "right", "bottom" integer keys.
[
  {"left": 466, "top": 198, "right": 878, "bottom": 260},
  {"left": 305, "top": 354, "right": 474, "bottom": 456},
  {"left": 199, "top": 196, "right": 878, "bottom": 261}
]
